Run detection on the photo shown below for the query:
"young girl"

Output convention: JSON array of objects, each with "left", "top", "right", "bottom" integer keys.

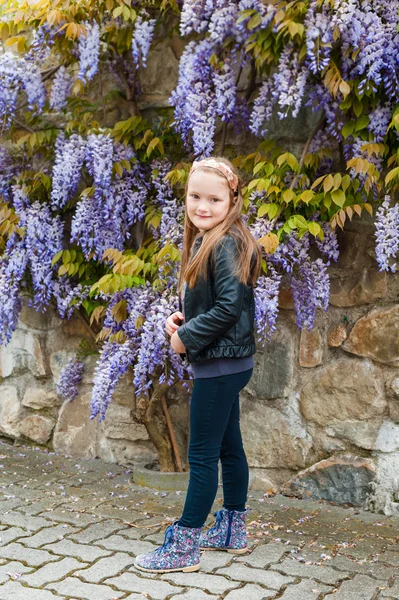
[{"left": 134, "top": 156, "right": 262, "bottom": 574}]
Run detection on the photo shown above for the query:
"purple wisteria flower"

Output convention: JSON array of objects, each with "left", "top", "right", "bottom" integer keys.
[
  {"left": 23, "top": 202, "right": 64, "bottom": 311},
  {"left": 0, "top": 146, "right": 16, "bottom": 200},
  {"left": 53, "top": 280, "right": 91, "bottom": 320},
  {"left": 291, "top": 258, "right": 329, "bottom": 330},
  {"left": 51, "top": 133, "right": 86, "bottom": 209},
  {"left": 85, "top": 133, "right": 114, "bottom": 192},
  {"left": 131, "top": 12, "right": 156, "bottom": 69},
  {"left": 213, "top": 59, "right": 236, "bottom": 121},
  {"left": 0, "top": 235, "right": 28, "bottom": 345},
  {"left": 90, "top": 341, "right": 136, "bottom": 421},
  {"left": 305, "top": 0, "right": 334, "bottom": 74},
  {"left": 315, "top": 223, "right": 339, "bottom": 266},
  {"left": 50, "top": 66, "right": 73, "bottom": 111},
  {"left": 57, "top": 358, "right": 85, "bottom": 401},
  {"left": 254, "top": 269, "right": 282, "bottom": 344},
  {"left": 0, "top": 52, "right": 45, "bottom": 127},
  {"left": 180, "top": 0, "right": 213, "bottom": 35},
  {"left": 77, "top": 21, "right": 100, "bottom": 82},
  {"left": 375, "top": 195, "right": 399, "bottom": 272}
]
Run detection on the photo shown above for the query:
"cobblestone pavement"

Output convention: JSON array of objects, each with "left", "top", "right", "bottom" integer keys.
[{"left": 0, "top": 440, "right": 398, "bottom": 600}]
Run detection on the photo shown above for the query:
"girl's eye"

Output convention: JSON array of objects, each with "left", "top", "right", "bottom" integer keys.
[{"left": 211, "top": 198, "right": 219, "bottom": 203}]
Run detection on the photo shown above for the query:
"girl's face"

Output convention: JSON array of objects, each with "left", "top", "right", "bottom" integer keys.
[{"left": 186, "top": 169, "right": 231, "bottom": 233}]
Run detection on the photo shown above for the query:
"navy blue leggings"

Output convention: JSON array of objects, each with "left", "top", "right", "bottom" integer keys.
[{"left": 178, "top": 368, "right": 253, "bottom": 528}]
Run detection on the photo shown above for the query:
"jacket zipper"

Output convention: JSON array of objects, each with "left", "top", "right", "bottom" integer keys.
[{"left": 225, "top": 511, "right": 234, "bottom": 547}]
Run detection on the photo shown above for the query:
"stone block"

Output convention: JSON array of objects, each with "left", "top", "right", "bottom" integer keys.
[
  {"left": 299, "top": 328, "right": 323, "bottom": 367},
  {"left": 325, "top": 419, "right": 384, "bottom": 450},
  {"left": 241, "top": 395, "right": 313, "bottom": 469},
  {"left": 216, "top": 563, "right": 295, "bottom": 589},
  {"left": 42, "top": 539, "right": 111, "bottom": 561},
  {"left": 282, "top": 454, "right": 376, "bottom": 505},
  {"left": 160, "top": 572, "right": 240, "bottom": 595},
  {"left": 327, "top": 323, "right": 348, "bottom": 347},
  {"left": 323, "top": 573, "right": 381, "bottom": 599},
  {"left": 100, "top": 404, "right": 149, "bottom": 442},
  {"left": 299, "top": 359, "right": 386, "bottom": 426},
  {"left": 249, "top": 468, "right": 278, "bottom": 493},
  {"left": 248, "top": 328, "right": 294, "bottom": 399},
  {"left": 343, "top": 305, "right": 399, "bottom": 364},
  {"left": 0, "top": 330, "right": 49, "bottom": 378},
  {"left": 0, "top": 561, "right": 33, "bottom": 585},
  {"left": 0, "top": 582, "right": 62, "bottom": 600},
  {"left": 0, "top": 543, "right": 60, "bottom": 566},
  {"left": 0, "top": 385, "right": 22, "bottom": 437},
  {"left": 53, "top": 391, "right": 99, "bottom": 459},
  {"left": 329, "top": 268, "right": 387, "bottom": 307},
  {"left": 76, "top": 552, "right": 136, "bottom": 582},
  {"left": 20, "top": 414, "right": 55, "bottom": 444},
  {"left": 22, "top": 387, "right": 61, "bottom": 409}
]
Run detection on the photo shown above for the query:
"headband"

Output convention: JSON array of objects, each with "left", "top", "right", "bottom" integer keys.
[{"left": 189, "top": 159, "right": 239, "bottom": 192}]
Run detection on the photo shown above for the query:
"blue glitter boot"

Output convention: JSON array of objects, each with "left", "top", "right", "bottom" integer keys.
[
  {"left": 199, "top": 507, "right": 248, "bottom": 554},
  {"left": 134, "top": 521, "right": 202, "bottom": 573}
]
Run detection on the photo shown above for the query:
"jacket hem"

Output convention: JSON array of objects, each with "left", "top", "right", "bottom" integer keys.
[{"left": 186, "top": 343, "right": 256, "bottom": 363}]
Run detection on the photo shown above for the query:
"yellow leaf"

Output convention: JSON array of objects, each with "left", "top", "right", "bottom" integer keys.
[{"left": 258, "top": 233, "right": 279, "bottom": 254}]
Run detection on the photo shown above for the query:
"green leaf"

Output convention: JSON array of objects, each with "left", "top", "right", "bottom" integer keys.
[
  {"left": 331, "top": 189, "right": 346, "bottom": 207},
  {"left": 308, "top": 222, "right": 321, "bottom": 237},
  {"left": 355, "top": 114, "right": 370, "bottom": 132},
  {"left": 342, "top": 121, "right": 355, "bottom": 139},
  {"left": 257, "top": 204, "right": 270, "bottom": 217},
  {"left": 385, "top": 166, "right": 399, "bottom": 185}
]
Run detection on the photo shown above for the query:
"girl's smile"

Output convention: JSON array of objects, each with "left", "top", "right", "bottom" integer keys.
[{"left": 187, "top": 170, "right": 231, "bottom": 232}]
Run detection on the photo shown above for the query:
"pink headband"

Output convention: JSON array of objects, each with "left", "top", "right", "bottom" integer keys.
[{"left": 189, "top": 159, "right": 239, "bottom": 192}]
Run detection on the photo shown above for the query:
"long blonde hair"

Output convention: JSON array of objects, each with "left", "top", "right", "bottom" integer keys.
[{"left": 178, "top": 156, "right": 262, "bottom": 296}]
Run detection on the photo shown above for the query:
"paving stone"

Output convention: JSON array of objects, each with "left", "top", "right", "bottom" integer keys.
[
  {"left": 0, "top": 581, "right": 64, "bottom": 599},
  {"left": 278, "top": 579, "right": 333, "bottom": 599},
  {"left": 380, "top": 578, "right": 399, "bottom": 597},
  {"left": 21, "top": 524, "right": 76, "bottom": 548},
  {"left": 330, "top": 555, "right": 396, "bottom": 580},
  {"left": 224, "top": 583, "right": 276, "bottom": 600},
  {"left": 0, "top": 511, "right": 51, "bottom": 531},
  {"left": 0, "top": 499, "right": 23, "bottom": 512},
  {"left": 43, "top": 539, "right": 111, "bottom": 562},
  {"left": 105, "top": 572, "right": 184, "bottom": 599},
  {"left": 39, "top": 510, "right": 97, "bottom": 527},
  {"left": 270, "top": 557, "right": 350, "bottom": 584},
  {"left": 96, "top": 535, "right": 156, "bottom": 555},
  {"left": 0, "top": 543, "right": 60, "bottom": 566},
  {"left": 68, "top": 520, "right": 128, "bottom": 544},
  {"left": 171, "top": 590, "right": 219, "bottom": 600},
  {"left": 123, "top": 595, "right": 152, "bottom": 600},
  {"left": 0, "top": 560, "right": 34, "bottom": 584},
  {"left": 199, "top": 551, "right": 233, "bottom": 572},
  {"left": 19, "top": 557, "right": 85, "bottom": 587},
  {"left": 216, "top": 564, "right": 295, "bottom": 589},
  {"left": 46, "top": 577, "right": 124, "bottom": 599},
  {"left": 323, "top": 574, "right": 383, "bottom": 599},
  {"left": 236, "top": 542, "right": 292, "bottom": 567},
  {"left": 378, "top": 551, "right": 399, "bottom": 566},
  {"left": 0, "top": 527, "right": 29, "bottom": 546},
  {"left": 161, "top": 571, "right": 241, "bottom": 594},
  {"left": 16, "top": 499, "right": 65, "bottom": 516},
  {"left": 76, "top": 552, "right": 135, "bottom": 582},
  {"left": 126, "top": 527, "right": 162, "bottom": 541}
]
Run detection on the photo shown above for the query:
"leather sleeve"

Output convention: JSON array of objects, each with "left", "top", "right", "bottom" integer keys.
[{"left": 177, "top": 236, "right": 245, "bottom": 359}]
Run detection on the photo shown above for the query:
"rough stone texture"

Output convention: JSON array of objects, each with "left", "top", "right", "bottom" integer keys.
[
  {"left": 19, "top": 414, "right": 55, "bottom": 444},
  {"left": 327, "top": 323, "right": 348, "bottom": 347},
  {"left": 343, "top": 305, "right": 399, "bottom": 364},
  {"left": 282, "top": 454, "right": 376, "bottom": 505},
  {"left": 299, "top": 328, "right": 323, "bottom": 367},
  {"left": 299, "top": 359, "right": 386, "bottom": 426},
  {"left": 0, "top": 385, "right": 22, "bottom": 437},
  {"left": 329, "top": 268, "right": 387, "bottom": 307},
  {"left": 0, "top": 330, "right": 48, "bottom": 378},
  {"left": 247, "top": 326, "right": 294, "bottom": 399},
  {"left": 325, "top": 419, "right": 385, "bottom": 450},
  {"left": 241, "top": 394, "right": 313, "bottom": 469},
  {"left": 100, "top": 404, "right": 149, "bottom": 442},
  {"left": 22, "top": 387, "right": 61, "bottom": 409},
  {"left": 52, "top": 392, "right": 99, "bottom": 459}
]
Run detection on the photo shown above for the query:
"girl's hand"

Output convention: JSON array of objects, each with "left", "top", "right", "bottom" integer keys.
[
  {"left": 165, "top": 311, "right": 184, "bottom": 337},
  {"left": 171, "top": 330, "right": 186, "bottom": 354}
]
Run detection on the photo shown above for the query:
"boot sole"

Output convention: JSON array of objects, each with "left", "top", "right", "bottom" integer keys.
[
  {"left": 134, "top": 562, "right": 200, "bottom": 574},
  {"left": 200, "top": 546, "right": 248, "bottom": 554}
]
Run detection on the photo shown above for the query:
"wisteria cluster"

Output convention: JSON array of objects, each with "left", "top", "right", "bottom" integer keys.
[
  {"left": 57, "top": 358, "right": 85, "bottom": 402},
  {"left": 0, "top": 235, "right": 28, "bottom": 345},
  {"left": 131, "top": 12, "right": 156, "bottom": 69},
  {"left": 0, "top": 52, "right": 45, "bottom": 128},
  {"left": 51, "top": 133, "right": 86, "bottom": 209},
  {"left": 50, "top": 66, "right": 73, "bottom": 111},
  {"left": 375, "top": 195, "right": 399, "bottom": 272},
  {"left": 77, "top": 21, "right": 100, "bottom": 82}
]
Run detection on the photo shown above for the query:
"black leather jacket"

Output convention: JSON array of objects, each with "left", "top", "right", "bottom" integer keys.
[{"left": 177, "top": 233, "right": 256, "bottom": 364}]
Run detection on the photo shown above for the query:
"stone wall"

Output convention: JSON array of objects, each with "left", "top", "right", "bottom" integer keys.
[{"left": 1, "top": 217, "right": 398, "bottom": 515}]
